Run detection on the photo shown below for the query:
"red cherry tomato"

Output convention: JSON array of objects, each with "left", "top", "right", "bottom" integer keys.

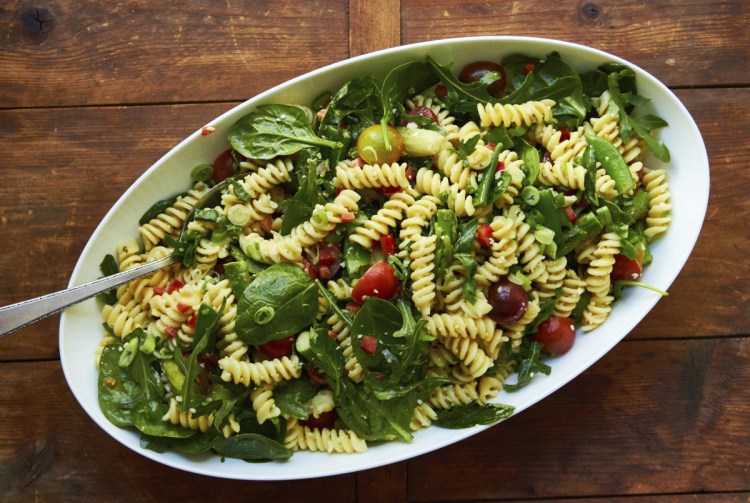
[
  {"left": 406, "top": 105, "right": 438, "bottom": 123},
  {"left": 259, "top": 335, "right": 297, "bottom": 359},
  {"left": 476, "top": 224, "right": 493, "bottom": 247},
  {"left": 306, "top": 365, "right": 327, "bottom": 385},
  {"left": 458, "top": 61, "right": 508, "bottom": 98},
  {"left": 301, "top": 409, "right": 338, "bottom": 429},
  {"left": 533, "top": 316, "right": 576, "bottom": 355},
  {"left": 316, "top": 243, "right": 341, "bottom": 279},
  {"left": 611, "top": 254, "right": 643, "bottom": 281},
  {"left": 212, "top": 149, "right": 235, "bottom": 183},
  {"left": 351, "top": 261, "right": 399, "bottom": 304},
  {"left": 487, "top": 279, "right": 529, "bottom": 325},
  {"left": 299, "top": 257, "right": 317, "bottom": 280},
  {"left": 379, "top": 234, "right": 397, "bottom": 256}
]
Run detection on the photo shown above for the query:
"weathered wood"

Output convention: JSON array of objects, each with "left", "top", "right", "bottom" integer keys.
[
  {"left": 0, "top": 361, "right": 357, "bottom": 503},
  {"left": 0, "top": 1, "right": 349, "bottom": 108},
  {"left": 407, "top": 337, "right": 750, "bottom": 500},
  {"left": 356, "top": 461, "right": 408, "bottom": 503},
  {"left": 1, "top": 88, "right": 746, "bottom": 361},
  {"left": 349, "top": 0, "right": 402, "bottom": 57},
  {"left": 401, "top": 0, "right": 750, "bottom": 88}
]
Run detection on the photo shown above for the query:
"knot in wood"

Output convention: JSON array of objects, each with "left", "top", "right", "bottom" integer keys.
[
  {"left": 580, "top": 2, "right": 602, "bottom": 20},
  {"left": 19, "top": 6, "right": 55, "bottom": 35}
]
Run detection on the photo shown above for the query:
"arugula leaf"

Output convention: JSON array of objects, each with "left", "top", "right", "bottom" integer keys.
[
  {"left": 474, "top": 143, "right": 504, "bottom": 207},
  {"left": 433, "top": 402, "right": 515, "bottom": 429},
  {"left": 433, "top": 210, "right": 457, "bottom": 281},
  {"left": 336, "top": 379, "right": 416, "bottom": 442},
  {"left": 229, "top": 104, "right": 342, "bottom": 160},
  {"left": 454, "top": 218, "right": 478, "bottom": 254},
  {"left": 427, "top": 56, "right": 501, "bottom": 105},
  {"left": 503, "top": 341, "right": 551, "bottom": 391},
  {"left": 235, "top": 263, "right": 318, "bottom": 346},
  {"left": 454, "top": 253, "right": 478, "bottom": 304}
]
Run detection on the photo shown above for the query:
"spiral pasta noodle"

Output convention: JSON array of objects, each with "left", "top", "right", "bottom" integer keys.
[
  {"left": 218, "top": 355, "right": 302, "bottom": 387},
  {"left": 335, "top": 162, "right": 409, "bottom": 190},
  {"left": 642, "top": 168, "right": 672, "bottom": 241},
  {"left": 477, "top": 99, "right": 555, "bottom": 128}
]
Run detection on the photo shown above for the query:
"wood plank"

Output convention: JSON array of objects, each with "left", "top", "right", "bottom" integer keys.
[
  {"left": 513, "top": 495, "right": 750, "bottom": 503},
  {"left": 0, "top": 88, "right": 747, "bottom": 361},
  {"left": 0, "top": 1, "right": 349, "bottom": 108},
  {"left": 356, "top": 462, "right": 408, "bottom": 503},
  {"left": 407, "top": 337, "right": 750, "bottom": 500},
  {"left": 0, "top": 361, "right": 357, "bottom": 502},
  {"left": 348, "top": 0, "right": 402, "bottom": 57},
  {"left": 401, "top": 0, "right": 750, "bottom": 88},
  {"left": 0, "top": 102, "right": 235, "bottom": 360}
]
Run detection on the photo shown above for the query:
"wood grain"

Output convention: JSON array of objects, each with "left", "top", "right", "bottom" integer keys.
[
  {"left": 407, "top": 337, "right": 750, "bottom": 501},
  {"left": 401, "top": 0, "right": 750, "bottom": 88},
  {"left": 349, "top": 0, "right": 402, "bottom": 57},
  {"left": 0, "top": 0, "right": 349, "bottom": 108}
]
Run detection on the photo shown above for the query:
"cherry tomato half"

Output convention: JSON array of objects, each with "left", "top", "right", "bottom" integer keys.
[
  {"left": 611, "top": 254, "right": 643, "bottom": 281},
  {"left": 351, "top": 261, "right": 399, "bottom": 304},
  {"left": 459, "top": 61, "right": 508, "bottom": 98},
  {"left": 212, "top": 149, "right": 235, "bottom": 183},
  {"left": 487, "top": 279, "right": 529, "bottom": 325},
  {"left": 356, "top": 125, "right": 404, "bottom": 165},
  {"left": 259, "top": 335, "right": 297, "bottom": 359},
  {"left": 316, "top": 243, "right": 342, "bottom": 279},
  {"left": 301, "top": 409, "right": 338, "bottom": 429},
  {"left": 533, "top": 316, "right": 576, "bottom": 355},
  {"left": 406, "top": 105, "right": 438, "bottom": 123}
]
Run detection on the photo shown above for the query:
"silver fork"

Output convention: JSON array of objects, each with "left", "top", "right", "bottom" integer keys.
[{"left": 0, "top": 178, "right": 233, "bottom": 339}]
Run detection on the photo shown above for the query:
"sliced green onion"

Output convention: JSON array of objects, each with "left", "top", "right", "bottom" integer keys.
[
  {"left": 521, "top": 186, "right": 540, "bottom": 206},
  {"left": 227, "top": 205, "right": 251, "bottom": 226},
  {"left": 139, "top": 331, "right": 155, "bottom": 355},
  {"left": 254, "top": 306, "right": 275, "bottom": 325},
  {"left": 311, "top": 205, "right": 329, "bottom": 229},
  {"left": 534, "top": 227, "right": 555, "bottom": 245},
  {"left": 190, "top": 163, "right": 214, "bottom": 184},
  {"left": 118, "top": 337, "right": 139, "bottom": 367},
  {"left": 508, "top": 270, "right": 532, "bottom": 291}
]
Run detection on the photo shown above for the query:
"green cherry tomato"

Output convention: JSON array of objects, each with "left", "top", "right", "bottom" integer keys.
[{"left": 356, "top": 124, "right": 404, "bottom": 165}]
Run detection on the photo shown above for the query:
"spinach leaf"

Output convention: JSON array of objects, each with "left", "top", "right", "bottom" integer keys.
[
  {"left": 97, "top": 254, "right": 119, "bottom": 305},
  {"left": 235, "top": 263, "right": 318, "bottom": 346},
  {"left": 192, "top": 302, "right": 222, "bottom": 353},
  {"left": 273, "top": 378, "right": 320, "bottom": 420},
  {"left": 141, "top": 432, "right": 216, "bottom": 455},
  {"left": 433, "top": 402, "right": 515, "bottom": 429},
  {"left": 516, "top": 138, "right": 540, "bottom": 185},
  {"left": 133, "top": 401, "right": 197, "bottom": 438},
  {"left": 350, "top": 297, "right": 403, "bottom": 373},
  {"left": 139, "top": 193, "right": 182, "bottom": 225},
  {"left": 211, "top": 434, "right": 292, "bottom": 462},
  {"left": 229, "top": 104, "right": 342, "bottom": 160},
  {"left": 179, "top": 328, "right": 209, "bottom": 412},
  {"left": 98, "top": 331, "right": 162, "bottom": 427}
]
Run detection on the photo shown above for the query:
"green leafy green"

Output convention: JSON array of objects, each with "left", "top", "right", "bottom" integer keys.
[
  {"left": 212, "top": 434, "right": 293, "bottom": 462},
  {"left": 380, "top": 60, "right": 439, "bottom": 147},
  {"left": 235, "top": 263, "right": 318, "bottom": 346},
  {"left": 229, "top": 104, "right": 342, "bottom": 160},
  {"left": 433, "top": 402, "right": 515, "bottom": 429},
  {"left": 273, "top": 378, "right": 320, "bottom": 420},
  {"left": 97, "top": 254, "right": 119, "bottom": 305}
]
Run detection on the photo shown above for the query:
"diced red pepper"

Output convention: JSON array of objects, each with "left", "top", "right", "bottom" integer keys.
[
  {"left": 564, "top": 206, "right": 578, "bottom": 223},
  {"left": 524, "top": 62, "right": 535, "bottom": 75},
  {"left": 166, "top": 280, "right": 184, "bottom": 294},
  {"left": 177, "top": 303, "right": 192, "bottom": 314},
  {"left": 197, "top": 353, "right": 219, "bottom": 373},
  {"left": 201, "top": 126, "right": 215, "bottom": 136},
  {"left": 379, "top": 234, "right": 397, "bottom": 256},
  {"left": 345, "top": 301, "right": 361, "bottom": 313},
  {"left": 496, "top": 161, "right": 506, "bottom": 172},
  {"left": 354, "top": 157, "right": 365, "bottom": 168},
  {"left": 376, "top": 186, "right": 402, "bottom": 197},
  {"left": 306, "top": 365, "right": 327, "bottom": 385},
  {"left": 188, "top": 314, "right": 198, "bottom": 328},
  {"left": 486, "top": 142, "right": 496, "bottom": 150},
  {"left": 361, "top": 335, "right": 379, "bottom": 355},
  {"left": 301, "top": 409, "right": 338, "bottom": 429},
  {"left": 153, "top": 286, "right": 165, "bottom": 296},
  {"left": 559, "top": 127, "right": 571, "bottom": 142},
  {"left": 165, "top": 326, "right": 179, "bottom": 339},
  {"left": 405, "top": 166, "right": 417, "bottom": 182},
  {"left": 341, "top": 212, "right": 356, "bottom": 222},
  {"left": 328, "top": 330, "right": 339, "bottom": 340},
  {"left": 260, "top": 217, "right": 274, "bottom": 232},
  {"left": 476, "top": 224, "right": 494, "bottom": 247},
  {"left": 335, "top": 186, "right": 344, "bottom": 195},
  {"left": 435, "top": 83, "right": 447, "bottom": 98}
]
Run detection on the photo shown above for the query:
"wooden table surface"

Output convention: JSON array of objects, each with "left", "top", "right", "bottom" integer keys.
[{"left": 1, "top": 1, "right": 748, "bottom": 502}]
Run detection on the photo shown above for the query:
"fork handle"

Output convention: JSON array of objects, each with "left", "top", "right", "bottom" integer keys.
[{"left": 0, "top": 256, "right": 175, "bottom": 339}]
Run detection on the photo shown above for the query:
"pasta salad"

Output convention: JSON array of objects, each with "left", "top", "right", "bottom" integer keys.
[{"left": 96, "top": 52, "right": 671, "bottom": 461}]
